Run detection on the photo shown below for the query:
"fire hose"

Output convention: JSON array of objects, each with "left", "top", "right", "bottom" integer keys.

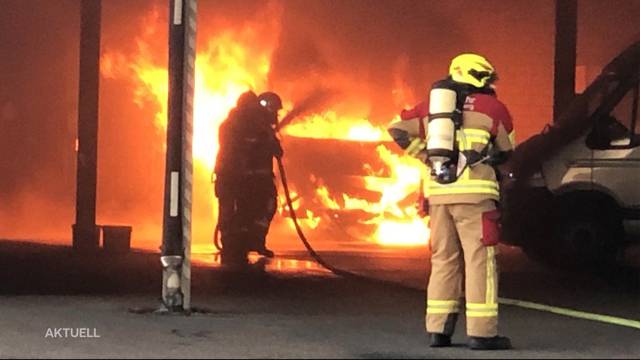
[
  {"left": 211, "top": 159, "right": 640, "bottom": 332},
  {"left": 214, "top": 161, "right": 640, "bottom": 331},
  {"left": 211, "top": 156, "right": 372, "bottom": 280},
  {"left": 211, "top": 87, "right": 373, "bottom": 279},
  {"left": 275, "top": 157, "right": 372, "bottom": 280},
  {"left": 211, "top": 135, "right": 640, "bottom": 332}
]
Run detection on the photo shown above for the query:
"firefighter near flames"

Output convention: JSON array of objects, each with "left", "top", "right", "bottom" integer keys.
[
  {"left": 213, "top": 91, "right": 284, "bottom": 268},
  {"left": 388, "top": 53, "right": 516, "bottom": 350}
]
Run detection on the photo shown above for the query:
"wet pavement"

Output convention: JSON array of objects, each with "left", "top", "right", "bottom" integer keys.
[
  {"left": 1, "top": 240, "right": 639, "bottom": 358},
  {"left": 276, "top": 245, "right": 640, "bottom": 321}
]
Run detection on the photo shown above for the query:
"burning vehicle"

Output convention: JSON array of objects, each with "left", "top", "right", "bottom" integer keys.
[
  {"left": 278, "top": 122, "right": 430, "bottom": 249},
  {"left": 97, "top": 1, "right": 640, "bottom": 266},
  {"left": 99, "top": 4, "right": 434, "bottom": 252}
]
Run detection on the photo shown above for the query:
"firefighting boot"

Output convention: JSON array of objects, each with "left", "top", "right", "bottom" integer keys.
[
  {"left": 468, "top": 336, "right": 512, "bottom": 350},
  {"left": 252, "top": 230, "right": 274, "bottom": 258},
  {"left": 428, "top": 313, "right": 457, "bottom": 347},
  {"left": 221, "top": 249, "right": 249, "bottom": 271},
  {"left": 428, "top": 333, "right": 452, "bottom": 347},
  {"left": 220, "top": 231, "right": 250, "bottom": 270}
]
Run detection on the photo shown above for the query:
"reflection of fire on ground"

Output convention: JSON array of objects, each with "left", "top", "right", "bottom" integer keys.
[
  {"left": 190, "top": 252, "right": 331, "bottom": 275},
  {"left": 101, "top": 5, "right": 429, "bottom": 252}
]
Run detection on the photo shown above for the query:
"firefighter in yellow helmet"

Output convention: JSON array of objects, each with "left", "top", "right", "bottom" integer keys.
[{"left": 388, "top": 53, "right": 515, "bottom": 350}]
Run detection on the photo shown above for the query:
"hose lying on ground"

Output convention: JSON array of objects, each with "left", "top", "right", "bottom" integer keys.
[
  {"left": 275, "top": 156, "right": 375, "bottom": 280},
  {"left": 211, "top": 157, "right": 372, "bottom": 281},
  {"left": 212, "top": 86, "right": 369, "bottom": 279}
]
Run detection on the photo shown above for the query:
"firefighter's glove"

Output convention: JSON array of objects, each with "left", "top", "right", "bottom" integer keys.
[
  {"left": 416, "top": 197, "right": 429, "bottom": 218},
  {"left": 405, "top": 138, "right": 428, "bottom": 163},
  {"left": 485, "top": 149, "right": 512, "bottom": 166}
]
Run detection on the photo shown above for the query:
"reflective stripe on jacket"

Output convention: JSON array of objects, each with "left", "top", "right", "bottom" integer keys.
[{"left": 388, "top": 93, "right": 515, "bottom": 205}]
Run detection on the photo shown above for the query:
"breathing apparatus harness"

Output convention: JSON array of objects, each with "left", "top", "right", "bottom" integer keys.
[{"left": 426, "top": 78, "right": 496, "bottom": 184}]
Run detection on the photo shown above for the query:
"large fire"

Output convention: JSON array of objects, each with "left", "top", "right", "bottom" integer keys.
[
  {"left": 101, "top": 7, "right": 429, "bottom": 251},
  {"left": 284, "top": 111, "right": 386, "bottom": 142}
]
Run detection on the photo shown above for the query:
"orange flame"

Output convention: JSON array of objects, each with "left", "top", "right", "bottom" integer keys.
[
  {"left": 313, "top": 145, "right": 429, "bottom": 246},
  {"left": 284, "top": 111, "right": 386, "bottom": 142},
  {"left": 102, "top": 8, "right": 429, "bottom": 249}
]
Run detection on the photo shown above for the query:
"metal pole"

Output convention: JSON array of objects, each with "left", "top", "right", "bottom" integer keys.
[
  {"left": 73, "top": 0, "right": 101, "bottom": 252},
  {"left": 161, "top": 0, "right": 197, "bottom": 313},
  {"left": 553, "top": 0, "right": 578, "bottom": 121}
]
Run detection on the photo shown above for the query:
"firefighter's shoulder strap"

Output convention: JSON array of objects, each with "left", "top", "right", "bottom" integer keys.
[
  {"left": 418, "top": 114, "right": 426, "bottom": 139},
  {"left": 461, "top": 93, "right": 506, "bottom": 168}
]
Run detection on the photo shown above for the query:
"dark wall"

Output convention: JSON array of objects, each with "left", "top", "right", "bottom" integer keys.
[{"left": 0, "top": 0, "right": 79, "bottom": 239}]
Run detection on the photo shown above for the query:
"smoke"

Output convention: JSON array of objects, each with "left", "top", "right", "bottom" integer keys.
[
  {"left": 0, "top": 0, "right": 79, "bottom": 241},
  {"left": 268, "top": 0, "right": 473, "bottom": 122}
]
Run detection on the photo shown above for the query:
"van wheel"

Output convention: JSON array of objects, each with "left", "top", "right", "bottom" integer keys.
[{"left": 552, "top": 194, "right": 624, "bottom": 268}]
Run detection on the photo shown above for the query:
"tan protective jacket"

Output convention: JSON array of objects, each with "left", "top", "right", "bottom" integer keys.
[{"left": 388, "top": 93, "right": 515, "bottom": 205}]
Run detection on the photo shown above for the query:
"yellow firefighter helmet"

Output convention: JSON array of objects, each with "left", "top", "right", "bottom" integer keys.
[{"left": 449, "top": 53, "right": 497, "bottom": 88}]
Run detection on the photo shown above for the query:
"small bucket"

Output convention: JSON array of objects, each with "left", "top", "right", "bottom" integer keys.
[{"left": 102, "top": 225, "right": 132, "bottom": 254}]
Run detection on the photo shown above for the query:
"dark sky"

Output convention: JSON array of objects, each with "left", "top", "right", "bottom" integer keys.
[{"left": 1, "top": 0, "right": 639, "bottom": 241}]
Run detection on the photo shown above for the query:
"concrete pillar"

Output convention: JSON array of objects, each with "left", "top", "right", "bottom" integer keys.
[
  {"left": 73, "top": 0, "right": 101, "bottom": 252},
  {"left": 161, "top": 0, "right": 197, "bottom": 313}
]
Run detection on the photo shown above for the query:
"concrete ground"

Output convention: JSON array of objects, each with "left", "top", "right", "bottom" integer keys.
[{"left": 1, "top": 240, "right": 639, "bottom": 358}]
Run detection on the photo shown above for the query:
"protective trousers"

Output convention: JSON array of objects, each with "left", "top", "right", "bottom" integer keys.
[
  {"left": 233, "top": 181, "right": 277, "bottom": 252},
  {"left": 217, "top": 192, "right": 249, "bottom": 265},
  {"left": 217, "top": 176, "right": 277, "bottom": 262},
  {"left": 426, "top": 199, "right": 501, "bottom": 338}
]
